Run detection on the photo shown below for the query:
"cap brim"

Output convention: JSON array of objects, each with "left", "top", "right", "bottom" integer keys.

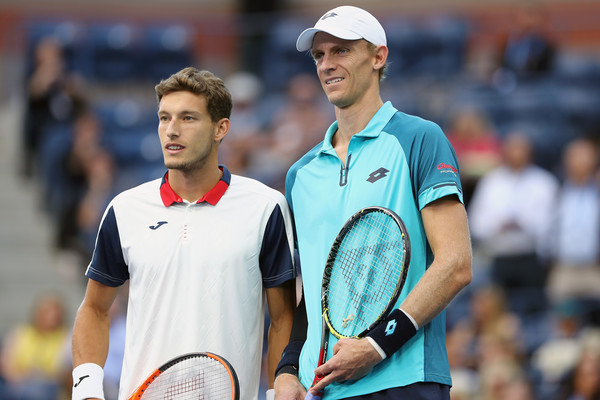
[
  {"left": 296, "top": 27, "right": 363, "bottom": 52},
  {"left": 296, "top": 28, "right": 321, "bottom": 52}
]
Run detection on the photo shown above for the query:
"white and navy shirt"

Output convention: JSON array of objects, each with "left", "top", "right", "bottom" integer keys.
[{"left": 86, "top": 166, "right": 296, "bottom": 400}]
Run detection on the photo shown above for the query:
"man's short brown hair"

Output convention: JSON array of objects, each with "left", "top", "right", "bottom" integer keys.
[{"left": 155, "top": 67, "right": 232, "bottom": 122}]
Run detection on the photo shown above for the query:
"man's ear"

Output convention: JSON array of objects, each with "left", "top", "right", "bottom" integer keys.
[
  {"left": 374, "top": 45, "right": 388, "bottom": 72},
  {"left": 214, "top": 118, "right": 230, "bottom": 142}
]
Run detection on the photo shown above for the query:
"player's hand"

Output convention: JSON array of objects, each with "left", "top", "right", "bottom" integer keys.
[
  {"left": 308, "top": 338, "right": 383, "bottom": 395},
  {"left": 274, "top": 373, "right": 307, "bottom": 400}
]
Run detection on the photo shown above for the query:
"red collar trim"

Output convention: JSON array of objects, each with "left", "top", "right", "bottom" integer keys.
[
  {"left": 159, "top": 173, "right": 182, "bottom": 206},
  {"left": 159, "top": 166, "right": 231, "bottom": 207}
]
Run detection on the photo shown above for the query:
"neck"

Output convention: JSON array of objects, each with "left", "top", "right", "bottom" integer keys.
[
  {"left": 168, "top": 163, "right": 222, "bottom": 203},
  {"left": 570, "top": 174, "right": 593, "bottom": 186},
  {"left": 332, "top": 95, "right": 384, "bottom": 150}
]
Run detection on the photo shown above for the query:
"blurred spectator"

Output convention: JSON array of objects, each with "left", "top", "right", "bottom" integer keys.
[
  {"left": 553, "top": 330, "right": 600, "bottom": 400},
  {"left": 55, "top": 111, "right": 116, "bottom": 269},
  {"left": 468, "top": 132, "right": 559, "bottom": 303},
  {"left": 447, "top": 321, "right": 480, "bottom": 400},
  {"left": 546, "top": 138, "right": 600, "bottom": 306},
  {"left": 446, "top": 107, "right": 502, "bottom": 206},
  {"left": 247, "top": 73, "right": 332, "bottom": 191},
  {"left": 447, "top": 285, "right": 528, "bottom": 399},
  {"left": 0, "top": 293, "right": 70, "bottom": 400},
  {"left": 499, "top": 1, "right": 556, "bottom": 77},
  {"left": 453, "top": 285, "right": 526, "bottom": 366},
  {"left": 476, "top": 333, "right": 531, "bottom": 400},
  {"left": 498, "top": 375, "right": 537, "bottom": 400},
  {"left": 532, "top": 300, "right": 586, "bottom": 397},
  {"left": 74, "top": 150, "right": 116, "bottom": 260},
  {"left": 470, "top": 285, "right": 525, "bottom": 354},
  {"left": 221, "top": 71, "right": 270, "bottom": 175},
  {"left": 491, "top": 2, "right": 556, "bottom": 94},
  {"left": 22, "top": 36, "right": 87, "bottom": 178}
]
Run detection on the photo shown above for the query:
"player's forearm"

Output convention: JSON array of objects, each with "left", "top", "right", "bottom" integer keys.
[
  {"left": 267, "top": 315, "right": 294, "bottom": 388},
  {"left": 402, "top": 249, "right": 471, "bottom": 328},
  {"left": 72, "top": 303, "right": 111, "bottom": 367},
  {"left": 266, "top": 281, "right": 296, "bottom": 387},
  {"left": 406, "top": 198, "right": 472, "bottom": 328}
]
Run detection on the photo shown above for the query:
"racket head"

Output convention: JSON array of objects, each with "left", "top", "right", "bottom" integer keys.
[
  {"left": 322, "top": 206, "right": 410, "bottom": 339},
  {"left": 128, "top": 352, "right": 240, "bottom": 400}
]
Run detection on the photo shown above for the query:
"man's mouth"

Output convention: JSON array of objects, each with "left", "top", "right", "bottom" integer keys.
[{"left": 326, "top": 77, "right": 344, "bottom": 85}]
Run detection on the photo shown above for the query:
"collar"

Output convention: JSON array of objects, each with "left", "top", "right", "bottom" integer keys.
[
  {"left": 319, "top": 101, "right": 398, "bottom": 156},
  {"left": 159, "top": 165, "right": 231, "bottom": 207}
]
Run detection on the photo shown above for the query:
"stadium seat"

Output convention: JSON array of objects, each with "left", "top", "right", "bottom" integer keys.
[
  {"left": 95, "top": 100, "right": 160, "bottom": 168},
  {"left": 261, "top": 16, "right": 317, "bottom": 91},
  {"left": 383, "top": 16, "right": 468, "bottom": 79},
  {"left": 140, "top": 24, "right": 195, "bottom": 82},
  {"left": 86, "top": 22, "right": 142, "bottom": 82}
]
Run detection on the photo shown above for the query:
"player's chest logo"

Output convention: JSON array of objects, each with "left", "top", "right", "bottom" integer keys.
[
  {"left": 149, "top": 221, "right": 168, "bottom": 230},
  {"left": 367, "top": 167, "right": 390, "bottom": 183}
]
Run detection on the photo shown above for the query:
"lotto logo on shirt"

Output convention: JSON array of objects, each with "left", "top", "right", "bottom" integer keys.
[{"left": 437, "top": 163, "right": 458, "bottom": 175}]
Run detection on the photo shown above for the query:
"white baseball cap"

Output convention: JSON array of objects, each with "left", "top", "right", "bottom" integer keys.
[{"left": 296, "top": 6, "right": 387, "bottom": 52}]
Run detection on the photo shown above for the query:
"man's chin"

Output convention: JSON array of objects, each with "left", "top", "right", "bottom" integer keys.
[
  {"left": 165, "top": 158, "right": 207, "bottom": 172},
  {"left": 164, "top": 162, "right": 190, "bottom": 171},
  {"left": 327, "top": 95, "right": 350, "bottom": 109}
]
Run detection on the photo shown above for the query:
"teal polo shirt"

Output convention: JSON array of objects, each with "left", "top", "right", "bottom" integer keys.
[{"left": 285, "top": 101, "right": 463, "bottom": 399}]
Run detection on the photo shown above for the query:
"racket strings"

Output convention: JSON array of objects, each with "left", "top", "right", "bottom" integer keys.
[
  {"left": 327, "top": 211, "right": 406, "bottom": 336},
  {"left": 164, "top": 373, "right": 205, "bottom": 398},
  {"left": 143, "top": 356, "right": 233, "bottom": 399},
  {"left": 338, "top": 241, "right": 399, "bottom": 304}
]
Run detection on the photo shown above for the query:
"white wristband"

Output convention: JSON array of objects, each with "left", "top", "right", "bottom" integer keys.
[
  {"left": 366, "top": 336, "right": 387, "bottom": 360},
  {"left": 266, "top": 388, "right": 275, "bottom": 400},
  {"left": 399, "top": 308, "right": 419, "bottom": 330},
  {"left": 72, "top": 363, "right": 105, "bottom": 400}
]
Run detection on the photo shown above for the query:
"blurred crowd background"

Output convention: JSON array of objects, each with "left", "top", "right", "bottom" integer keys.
[{"left": 1, "top": 0, "right": 600, "bottom": 399}]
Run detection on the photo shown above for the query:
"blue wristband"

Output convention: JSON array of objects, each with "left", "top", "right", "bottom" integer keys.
[
  {"left": 275, "top": 340, "right": 304, "bottom": 378},
  {"left": 366, "top": 309, "right": 417, "bottom": 357}
]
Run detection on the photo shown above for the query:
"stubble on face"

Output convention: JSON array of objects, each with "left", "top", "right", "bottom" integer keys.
[{"left": 164, "top": 141, "right": 214, "bottom": 172}]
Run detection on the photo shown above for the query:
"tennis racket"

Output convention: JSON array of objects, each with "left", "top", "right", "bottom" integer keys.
[
  {"left": 305, "top": 206, "right": 411, "bottom": 400},
  {"left": 128, "top": 352, "right": 239, "bottom": 400}
]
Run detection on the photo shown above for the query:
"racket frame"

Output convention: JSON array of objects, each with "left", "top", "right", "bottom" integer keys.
[
  {"left": 311, "top": 206, "right": 411, "bottom": 392},
  {"left": 128, "top": 352, "right": 240, "bottom": 400},
  {"left": 322, "top": 206, "right": 411, "bottom": 339}
]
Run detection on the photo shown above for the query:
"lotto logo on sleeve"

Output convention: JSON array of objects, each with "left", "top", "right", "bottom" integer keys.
[{"left": 385, "top": 319, "right": 397, "bottom": 336}]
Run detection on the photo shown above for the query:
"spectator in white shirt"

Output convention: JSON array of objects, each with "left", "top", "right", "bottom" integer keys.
[
  {"left": 468, "top": 132, "right": 559, "bottom": 307},
  {"left": 547, "top": 137, "right": 600, "bottom": 305}
]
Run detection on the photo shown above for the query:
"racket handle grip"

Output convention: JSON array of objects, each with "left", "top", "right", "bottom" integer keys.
[{"left": 304, "top": 392, "right": 322, "bottom": 400}]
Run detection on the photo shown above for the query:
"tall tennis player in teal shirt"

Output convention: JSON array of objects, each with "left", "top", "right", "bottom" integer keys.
[{"left": 274, "top": 6, "right": 472, "bottom": 400}]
